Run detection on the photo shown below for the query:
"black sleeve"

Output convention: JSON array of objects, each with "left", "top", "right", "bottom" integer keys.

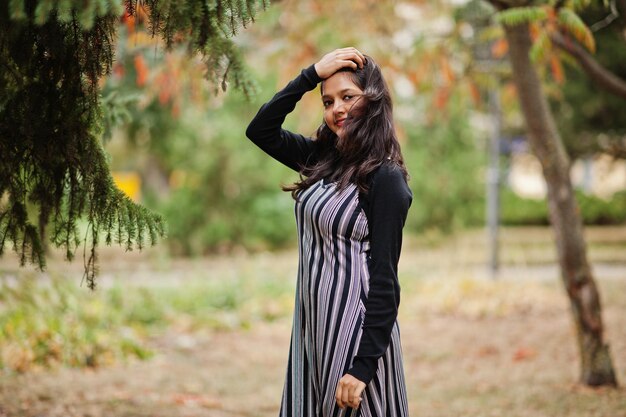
[
  {"left": 347, "top": 163, "right": 412, "bottom": 384},
  {"left": 245, "top": 64, "right": 323, "bottom": 172}
]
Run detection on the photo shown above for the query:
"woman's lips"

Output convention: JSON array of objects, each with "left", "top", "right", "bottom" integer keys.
[{"left": 335, "top": 119, "right": 346, "bottom": 127}]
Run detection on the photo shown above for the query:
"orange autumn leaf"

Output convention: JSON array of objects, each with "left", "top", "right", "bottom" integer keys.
[
  {"left": 467, "top": 80, "right": 481, "bottom": 106},
  {"left": 134, "top": 55, "right": 148, "bottom": 86},
  {"left": 440, "top": 56, "right": 454, "bottom": 85},
  {"left": 407, "top": 70, "right": 420, "bottom": 86},
  {"left": 409, "top": 61, "right": 430, "bottom": 88},
  {"left": 434, "top": 87, "right": 449, "bottom": 109},
  {"left": 171, "top": 393, "right": 222, "bottom": 409},
  {"left": 152, "top": 72, "right": 169, "bottom": 104},
  {"left": 491, "top": 38, "right": 508, "bottom": 58},
  {"left": 529, "top": 23, "right": 540, "bottom": 41},
  {"left": 158, "top": 86, "right": 171, "bottom": 104},
  {"left": 550, "top": 55, "right": 565, "bottom": 84},
  {"left": 513, "top": 347, "right": 537, "bottom": 362},
  {"left": 122, "top": 11, "right": 135, "bottom": 33}
]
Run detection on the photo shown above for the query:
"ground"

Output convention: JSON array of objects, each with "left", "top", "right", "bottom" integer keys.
[{"left": 1, "top": 227, "right": 625, "bottom": 417}]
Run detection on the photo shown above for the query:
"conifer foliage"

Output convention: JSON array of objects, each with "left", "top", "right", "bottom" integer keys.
[{"left": 0, "top": 0, "right": 267, "bottom": 288}]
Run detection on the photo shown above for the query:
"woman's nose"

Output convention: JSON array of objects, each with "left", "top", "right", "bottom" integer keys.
[{"left": 333, "top": 100, "right": 346, "bottom": 115}]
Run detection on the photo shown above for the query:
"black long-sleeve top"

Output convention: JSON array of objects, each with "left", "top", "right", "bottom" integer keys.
[{"left": 245, "top": 64, "right": 412, "bottom": 384}]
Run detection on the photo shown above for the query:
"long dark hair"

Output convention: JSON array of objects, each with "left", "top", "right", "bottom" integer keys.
[{"left": 283, "top": 55, "right": 408, "bottom": 197}]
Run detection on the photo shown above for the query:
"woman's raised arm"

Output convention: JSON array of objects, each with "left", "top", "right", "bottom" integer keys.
[
  {"left": 246, "top": 48, "right": 365, "bottom": 172},
  {"left": 245, "top": 65, "right": 322, "bottom": 172}
]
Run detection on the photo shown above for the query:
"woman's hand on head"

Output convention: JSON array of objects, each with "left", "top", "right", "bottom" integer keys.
[
  {"left": 314, "top": 47, "right": 366, "bottom": 79},
  {"left": 335, "top": 373, "right": 366, "bottom": 410}
]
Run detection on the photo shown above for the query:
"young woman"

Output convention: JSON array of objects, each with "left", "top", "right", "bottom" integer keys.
[{"left": 246, "top": 47, "right": 411, "bottom": 417}]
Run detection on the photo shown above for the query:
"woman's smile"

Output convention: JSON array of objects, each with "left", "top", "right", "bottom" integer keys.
[{"left": 321, "top": 71, "right": 364, "bottom": 135}]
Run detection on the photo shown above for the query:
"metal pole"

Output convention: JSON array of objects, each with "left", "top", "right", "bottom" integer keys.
[{"left": 486, "top": 88, "right": 501, "bottom": 279}]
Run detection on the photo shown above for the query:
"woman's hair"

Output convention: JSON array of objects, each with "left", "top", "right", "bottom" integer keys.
[{"left": 283, "top": 55, "right": 408, "bottom": 197}]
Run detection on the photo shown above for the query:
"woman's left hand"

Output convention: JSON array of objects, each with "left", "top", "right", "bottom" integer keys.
[
  {"left": 335, "top": 373, "right": 366, "bottom": 409},
  {"left": 314, "top": 47, "right": 365, "bottom": 79}
]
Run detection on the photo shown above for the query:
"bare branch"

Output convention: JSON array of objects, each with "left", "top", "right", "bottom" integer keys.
[
  {"left": 498, "top": 0, "right": 533, "bottom": 6},
  {"left": 486, "top": 0, "right": 532, "bottom": 10},
  {"left": 550, "top": 31, "right": 626, "bottom": 99},
  {"left": 590, "top": 0, "right": 620, "bottom": 32},
  {"left": 617, "top": 0, "right": 626, "bottom": 23},
  {"left": 554, "top": 0, "right": 567, "bottom": 10},
  {"left": 487, "top": 0, "right": 509, "bottom": 11}
]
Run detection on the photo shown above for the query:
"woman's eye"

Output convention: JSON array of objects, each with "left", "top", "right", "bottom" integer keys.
[
  {"left": 323, "top": 100, "right": 332, "bottom": 107},
  {"left": 344, "top": 95, "right": 353, "bottom": 101}
]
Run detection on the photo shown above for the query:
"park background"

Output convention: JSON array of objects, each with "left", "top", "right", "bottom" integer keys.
[{"left": 1, "top": 0, "right": 626, "bottom": 416}]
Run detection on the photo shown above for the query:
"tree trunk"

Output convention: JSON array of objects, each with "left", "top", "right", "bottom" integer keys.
[{"left": 503, "top": 22, "right": 617, "bottom": 386}]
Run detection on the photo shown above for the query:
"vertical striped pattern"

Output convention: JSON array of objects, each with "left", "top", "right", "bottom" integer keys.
[{"left": 280, "top": 180, "right": 409, "bottom": 417}]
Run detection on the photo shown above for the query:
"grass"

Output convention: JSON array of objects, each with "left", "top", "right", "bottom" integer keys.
[
  {"left": 0, "top": 266, "right": 296, "bottom": 372},
  {"left": 0, "top": 226, "right": 625, "bottom": 416},
  {"left": 0, "top": 275, "right": 154, "bottom": 371}
]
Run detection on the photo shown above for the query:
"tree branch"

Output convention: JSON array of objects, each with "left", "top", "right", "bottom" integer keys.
[
  {"left": 496, "top": 0, "right": 532, "bottom": 6},
  {"left": 487, "top": 0, "right": 509, "bottom": 11},
  {"left": 589, "top": 0, "right": 620, "bottom": 32},
  {"left": 617, "top": 0, "right": 626, "bottom": 23},
  {"left": 550, "top": 31, "right": 626, "bottom": 99},
  {"left": 486, "top": 0, "right": 532, "bottom": 10},
  {"left": 2, "top": 61, "right": 23, "bottom": 86}
]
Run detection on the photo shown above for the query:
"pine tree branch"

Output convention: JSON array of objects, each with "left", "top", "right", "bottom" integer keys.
[
  {"left": 550, "top": 30, "right": 626, "bottom": 99},
  {"left": 1, "top": 62, "right": 23, "bottom": 86},
  {"left": 1, "top": 0, "right": 264, "bottom": 283}
]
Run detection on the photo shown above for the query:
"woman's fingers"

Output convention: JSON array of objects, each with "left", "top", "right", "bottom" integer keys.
[
  {"left": 338, "top": 50, "right": 365, "bottom": 68},
  {"left": 341, "top": 382, "right": 351, "bottom": 408},
  {"left": 314, "top": 47, "right": 366, "bottom": 79},
  {"left": 339, "top": 59, "right": 358, "bottom": 70},
  {"left": 336, "top": 47, "right": 365, "bottom": 63},
  {"left": 349, "top": 382, "right": 366, "bottom": 408},
  {"left": 335, "top": 374, "right": 367, "bottom": 409},
  {"left": 336, "top": 50, "right": 365, "bottom": 69},
  {"left": 340, "top": 47, "right": 366, "bottom": 67}
]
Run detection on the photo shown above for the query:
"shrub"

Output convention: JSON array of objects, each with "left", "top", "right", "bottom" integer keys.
[{"left": 500, "top": 189, "right": 626, "bottom": 226}]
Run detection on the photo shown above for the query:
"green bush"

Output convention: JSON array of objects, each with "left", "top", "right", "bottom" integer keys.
[
  {"left": 0, "top": 277, "right": 155, "bottom": 372},
  {"left": 0, "top": 270, "right": 295, "bottom": 372},
  {"left": 403, "top": 96, "right": 487, "bottom": 232},
  {"left": 500, "top": 189, "right": 549, "bottom": 226},
  {"left": 500, "top": 189, "right": 626, "bottom": 226},
  {"left": 578, "top": 190, "right": 626, "bottom": 225},
  {"left": 127, "top": 79, "right": 299, "bottom": 256}
]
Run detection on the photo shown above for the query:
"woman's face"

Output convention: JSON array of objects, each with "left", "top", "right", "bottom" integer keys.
[{"left": 321, "top": 72, "right": 364, "bottom": 137}]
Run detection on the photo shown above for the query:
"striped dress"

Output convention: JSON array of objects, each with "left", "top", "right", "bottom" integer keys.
[{"left": 279, "top": 179, "right": 409, "bottom": 417}]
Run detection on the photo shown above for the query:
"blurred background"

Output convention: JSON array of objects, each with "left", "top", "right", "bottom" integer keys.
[{"left": 1, "top": 1, "right": 626, "bottom": 416}]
